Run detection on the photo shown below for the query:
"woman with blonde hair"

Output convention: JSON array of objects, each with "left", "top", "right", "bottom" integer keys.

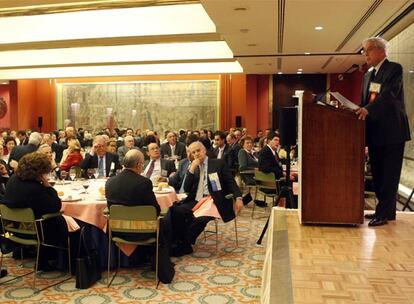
[{"left": 59, "top": 139, "right": 83, "bottom": 171}]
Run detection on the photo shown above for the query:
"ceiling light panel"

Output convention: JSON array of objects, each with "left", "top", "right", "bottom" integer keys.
[
  {"left": 0, "top": 41, "right": 233, "bottom": 68},
  {"left": 0, "top": 61, "right": 243, "bottom": 79},
  {"left": 0, "top": 4, "right": 215, "bottom": 44}
]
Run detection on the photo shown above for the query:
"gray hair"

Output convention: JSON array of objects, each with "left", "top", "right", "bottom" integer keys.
[
  {"left": 28, "top": 132, "right": 42, "bottom": 146},
  {"left": 362, "top": 37, "right": 388, "bottom": 55},
  {"left": 37, "top": 143, "right": 51, "bottom": 152},
  {"left": 93, "top": 135, "right": 107, "bottom": 145},
  {"left": 123, "top": 149, "right": 144, "bottom": 169}
]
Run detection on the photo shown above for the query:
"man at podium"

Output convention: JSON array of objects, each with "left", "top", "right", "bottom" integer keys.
[{"left": 356, "top": 37, "right": 411, "bottom": 226}]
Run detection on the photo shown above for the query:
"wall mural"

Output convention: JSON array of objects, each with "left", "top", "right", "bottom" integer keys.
[
  {"left": 57, "top": 80, "right": 219, "bottom": 136},
  {"left": 388, "top": 22, "right": 414, "bottom": 188}
]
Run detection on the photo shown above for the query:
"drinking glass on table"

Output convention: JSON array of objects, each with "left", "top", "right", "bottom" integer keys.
[
  {"left": 93, "top": 168, "right": 99, "bottom": 179},
  {"left": 69, "top": 167, "right": 77, "bottom": 181},
  {"left": 60, "top": 170, "right": 68, "bottom": 184},
  {"left": 87, "top": 168, "right": 95, "bottom": 179},
  {"left": 82, "top": 181, "right": 90, "bottom": 194}
]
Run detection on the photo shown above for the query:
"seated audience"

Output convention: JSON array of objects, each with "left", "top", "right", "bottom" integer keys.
[
  {"left": 8, "top": 132, "right": 42, "bottom": 171},
  {"left": 168, "top": 147, "right": 192, "bottom": 193},
  {"left": 107, "top": 138, "right": 118, "bottom": 154},
  {"left": 0, "top": 159, "right": 10, "bottom": 196},
  {"left": 80, "top": 135, "right": 121, "bottom": 177},
  {"left": 170, "top": 141, "right": 243, "bottom": 256},
  {"left": 213, "top": 131, "right": 230, "bottom": 161},
  {"left": 143, "top": 143, "right": 176, "bottom": 184},
  {"left": 238, "top": 135, "right": 259, "bottom": 205},
  {"left": 4, "top": 152, "right": 69, "bottom": 271},
  {"left": 59, "top": 139, "right": 83, "bottom": 171},
  {"left": 38, "top": 144, "right": 58, "bottom": 171},
  {"left": 258, "top": 131, "right": 284, "bottom": 179},
  {"left": 117, "top": 135, "right": 140, "bottom": 165},
  {"left": 160, "top": 132, "right": 186, "bottom": 160},
  {"left": 3, "top": 136, "right": 16, "bottom": 162}
]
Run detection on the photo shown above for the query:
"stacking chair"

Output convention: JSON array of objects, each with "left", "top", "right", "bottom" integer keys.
[
  {"left": 106, "top": 205, "right": 160, "bottom": 288},
  {"left": 252, "top": 171, "right": 282, "bottom": 218},
  {"left": 203, "top": 194, "right": 239, "bottom": 255},
  {"left": 0, "top": 204, "right": 71, "bottom": 291}
]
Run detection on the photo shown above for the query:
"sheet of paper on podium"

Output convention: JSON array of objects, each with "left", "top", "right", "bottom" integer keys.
[{"left": 329, "top": 92, "right": 360, "bottom": 110}]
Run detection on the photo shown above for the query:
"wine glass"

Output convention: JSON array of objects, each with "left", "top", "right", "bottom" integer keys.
[
  {"left": 82, "top": 181, "right": 90, "bottom": 194},
  {"left": 69, "top": 167, "right": 76, "bottom": 181},
  {"left": 87, "top": 168, "right": 94, "bottom": 179},
  {"left": 60, "top": 170, "right": 68, "bottom": 184},
  {"left": 93, "top": 168, "right": 99, "bottom": 179}
]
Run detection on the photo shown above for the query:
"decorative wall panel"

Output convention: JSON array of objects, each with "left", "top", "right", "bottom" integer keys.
[{"left": 57, "top": 80, "right": 219, "bottom": 136}]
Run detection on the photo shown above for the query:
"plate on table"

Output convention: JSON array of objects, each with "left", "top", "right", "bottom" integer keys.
[
  {"left": 153, "top": 188, "right": 173, "bottom": 194},
  {"left": 61, "top": 195, "right": 82, "bottom": 202}
]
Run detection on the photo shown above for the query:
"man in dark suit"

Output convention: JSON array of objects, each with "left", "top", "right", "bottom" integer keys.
[
  {"left": 117, "top": 135, "right": 141, "bottom": 165},
  {"left": 168, "top": 147, "right": 192, "bottom": 193},
  {"left": 171, "top": 141, "right": 243, "bottom": 256},
  {"left": 258, "top": 131, "right": 284, "bottom": 180},
  {"left": 160, "top": 132, "right": 186, "bottom": 160},
  {"left": 356, "top": 37, "right": 411, "bottom": 227},
  {"left": 8, "top": 132, "right": 42, "bottom": 171},
  {"left": 143, "top": 143, "right": 176, "bottom": 183},
  {"left": 106, "top": 149, "right": 159, "bottom": 213},
  {"left": 80, "top": 135, "right": 121, "bottom": 177},
  {"left": 212, "top": 131, "right": 230, "bottom": 161}
]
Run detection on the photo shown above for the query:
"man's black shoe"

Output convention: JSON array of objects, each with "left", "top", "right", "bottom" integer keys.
[
  {"left": 170, "top": 242, "right": 193, "bottom": 257},
  {"left": 365, "top": 213, "right": 395, "bottom": 221},
  {"left": 0, "top": 269, "right": 7, "bottom": 278},
  {"left": 364, "top": 213, "right": 376, "bottom": 220},
  {"left": 254, "top": 200, "right": 266, "bottom": 207},
  {"left": 0, "top": 236, "right": 17, "bottom": 254},
  {"left": 368, "top": 218, "right": 388, "bottom": 227}
]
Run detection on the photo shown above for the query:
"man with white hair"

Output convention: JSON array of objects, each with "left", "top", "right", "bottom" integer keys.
[
  {"left": 80, "top": 135, "right": 121, "bottom": 177},
  {"left": 170, "top": 141, "right": 243, "bottom": 256},
  {"left": 356, "top": 37, "right": 411, "bottom": 226},
  {"left": 117, "top": 135, "right": 140, "bottom": 165},
  {"left": 8, "top": 132, "right": 42, "bottom": 170}
]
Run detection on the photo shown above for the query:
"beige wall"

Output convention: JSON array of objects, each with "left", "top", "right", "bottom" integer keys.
[{"left": 388, "top": 23, "right": 414, "bottom": 188}]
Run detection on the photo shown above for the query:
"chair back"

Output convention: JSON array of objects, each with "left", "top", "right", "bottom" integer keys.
[
  {"left": 108, "top": 205, "right": 158, "bottom": 234},
  {"left": 0, "top": 204, "right": 38, "bottom": 242},
  {"left": 254, "top": 171, "right": 278, "bottom": 190}
]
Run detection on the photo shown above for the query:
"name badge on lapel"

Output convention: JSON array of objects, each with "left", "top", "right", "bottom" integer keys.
[
  {"left": 369, "top": 82, "right": 381, "bottom": 93},
  {"left": 208, "top": 172, "right": 222, "bottom": 192},
  {"left": 369, "top": 82, "right": 381, "bottom": 103}
]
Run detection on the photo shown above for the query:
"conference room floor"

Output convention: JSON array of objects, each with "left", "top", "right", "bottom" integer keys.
[{"left": 0, "top": 206, "right": 267, "bottom": 304}]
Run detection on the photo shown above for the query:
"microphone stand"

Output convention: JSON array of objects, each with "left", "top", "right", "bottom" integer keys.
[{"left": 257, "top": 145, "right": 295, "bottom": 245}]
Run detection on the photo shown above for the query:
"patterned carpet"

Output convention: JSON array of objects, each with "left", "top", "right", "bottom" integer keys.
[{"left": 0, "top": 206, "right": 268, "bottom": 304}]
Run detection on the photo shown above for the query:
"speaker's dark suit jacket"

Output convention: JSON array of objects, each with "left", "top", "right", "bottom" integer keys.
[
  {"left": 183, "top": 158, "right": 242, "bottom": 223},
  {"left": 361, "top": 59, "right": 411, "bottom": 220},
  {"left": 80, "top": 152, "right": 121, "bottom": 177},
  {"left": 144, "top": 158, "right": 176, "bottom": 177},
  {"left": 362, "top": 59, "right": 411, "bottom": 146},
  {"left": 8, "top": 144, "right": 38, "bottom": 164},
  {"left": 105, "top": 169, "right": 160, "bottom": 214},
  {"left": 168, "top": 158, "right": 190, "bottom": 192},
  {"left": 160, "top": 142, "right": 186, "bottom": 160},
  {"left": 258, "top": 145, "right": 284, "bottom": 179}
]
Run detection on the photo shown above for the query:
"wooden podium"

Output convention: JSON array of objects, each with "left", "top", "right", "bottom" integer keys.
[{"left": 298, "top": 102, "right": 365, "bottom": 225}]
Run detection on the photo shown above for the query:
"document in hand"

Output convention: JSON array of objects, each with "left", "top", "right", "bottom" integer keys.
[{"left": 329, "top": 92, "right": 360, "bottom": 110}]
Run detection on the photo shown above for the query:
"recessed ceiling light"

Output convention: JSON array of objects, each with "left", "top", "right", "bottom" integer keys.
[
  {"left": 409, "top": 70, "right": 414, "bottom": 73},
  {"left": 234, "top": 7, "right": 247, "bottom": 11},
  {"left": 247, "top": 43, "right": 257, "bottom": 47},
  {"left": 305, "top": 52, "right": 311, "bottom": 55},
  {"left": 298, "top": 68, "right": 303, "bottom": 71},
  {"left": 277, "top": 72, "right": 283, "bottom": 75},
  {"left": 1, "top": 81, "right": 8, "bottom": 85},
  {"left": 297, "top": 71, "right": 302, "bottom": 74},
  {"left": 240, "top": 28, "right": 249, "bottom": 33},
  {"left": 314, "top": 26, "right": 323, "bottom": 31}
]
